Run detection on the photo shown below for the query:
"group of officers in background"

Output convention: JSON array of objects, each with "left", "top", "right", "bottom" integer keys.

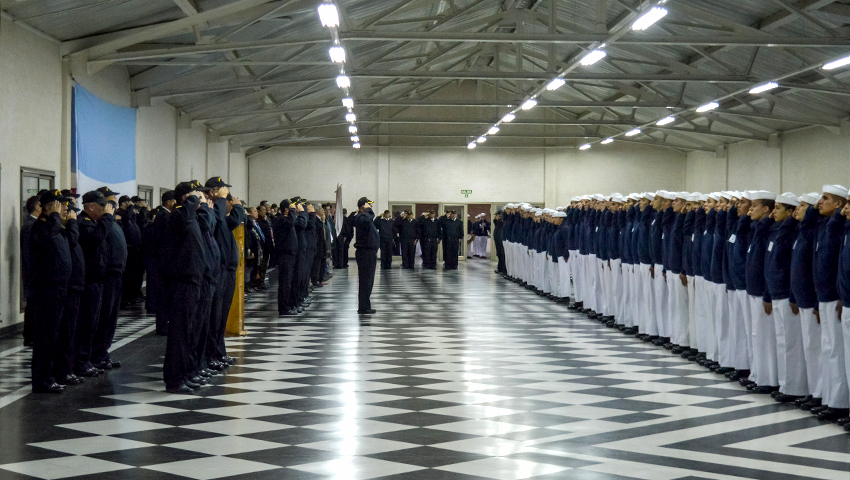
[
  {"left": 21, "top": 178, "right": 248, "bottom": 395},
  {"left": 498, "top": 185, "right": 850, "bottom": 432}
]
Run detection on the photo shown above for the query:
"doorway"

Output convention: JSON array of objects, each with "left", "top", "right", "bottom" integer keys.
[{"left": 467, "top": 204, "right": 492, "bottom": 259}]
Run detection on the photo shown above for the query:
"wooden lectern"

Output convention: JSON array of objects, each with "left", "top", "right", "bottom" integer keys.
[{"left": 225, "top": 223, "right": 247, "bottom": 336}]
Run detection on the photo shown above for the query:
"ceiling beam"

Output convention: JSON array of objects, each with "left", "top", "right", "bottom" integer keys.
[{"left": 172, "top": 0, "right": 200, "bottom": 16}]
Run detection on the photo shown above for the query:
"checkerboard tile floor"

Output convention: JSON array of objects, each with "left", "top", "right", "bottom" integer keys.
[{"left": 0, "top": 260, "right": 848, "bottom": 479}]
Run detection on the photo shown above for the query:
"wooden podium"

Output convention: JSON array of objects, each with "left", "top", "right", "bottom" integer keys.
[{"left": 225, "top": 224, "right": 247, "bottom": 336}]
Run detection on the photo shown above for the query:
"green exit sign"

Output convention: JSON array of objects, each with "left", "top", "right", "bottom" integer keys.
[{"left": 461, "top": 190, "right": 472, "bottom": 198}]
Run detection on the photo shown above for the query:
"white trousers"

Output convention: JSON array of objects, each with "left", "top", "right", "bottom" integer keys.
[
  {"left": 653, "top": 265, "right": 669, "bottom": 338},
  {"left": 472, "top": 236, "right": 489, "bottom": 258},
  {"left": 773, "top": 299, "right": 808, "bottom": 396},
  {"left": 558, "top": 257, "right": 569, "bottom": 299},
  {"left": 586, "top": 255, "right": 598, "bottom": 312},
  {"left": 568, "top": 251, "right": 578, "bottom": 299},
  {"left": 800, "top": 307, "right": 823, "bottom": 399},
  {"left": 712, "top": 283, "right": 731, "bottom": 367},
  {"left": 610, "top": 259, "right": 622, "bottom": 322},
  {"left": 728, "top": 289, "right": 750, "bottom": 371},
  {"left": 820, "top": 301, "right": 849, "bottom": 408},
  {"left": 620, "top": 262, "right": 631, "bottom": 327},
  {"left": 687, "top": 276, "right": 697, "bottom": 349},
  {"left": 505, "top": 241, "right": 514, "bottom": 277},
  {"left": 695, "top": 277, "right": 718, "bottom": 360},
  {"left": 596, "top": 258, "right": 607, "bottom": 315},
  {"left": 667, "top": 274, "right": 690, "bottom": 346},
  {"left": 639, "top": 264, "right": 657, "bottom": 335},
  {"left": 750, "top": 294, "right": 778, "bottom": 387}
]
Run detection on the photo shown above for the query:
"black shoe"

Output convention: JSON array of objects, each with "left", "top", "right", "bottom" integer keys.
[
  {"left": 800, "top": 398, "right": 822, "bottom": 410},
  {"left": 671, "top": 346, "right": 687, "bottom": 354},
  {"left": 617, "top": 324, "right": 627, "bottom": 331},
  {"left": 794, "top": 395, "right": 814, "bottom": 407},
  {"left": 752, "top": 385, "right": 779, "bottom": 394},
  {"left": 844, "top": 422, "right": 850, "bottom": 432},
  {"left": 221, "top": 356, "right": 236, "bottom": 365},
  {"left": 775, "top": 394, "right": 804, "bottom": 403},
  {"left": 810, "top": 405, "right": 830, "bottom": 414},
  {"left": 623, "top": 327, "right": 638, "bottom": 334},
  {"left": 76, "top": 368, "right": 100, "bottom": 377},
  {"left": 818, "top": 407, "right": 850, "bottom": 421},
  {"left": 198, "top": 370, "right": 212, "bottom": 378},
  {"left": 605, "top": 321, "right": 616, "bottom": 328},
  {"left": 644, "top": 335, "right": 659, "bottom": 343},
  {"left": 185, "top": 380, "right": 201, "bottom": 389},
  {"left": 32, "top": 383, "right": 64, "bottom": 394},
  {"left": 357, "top": 309, "right": 377, "bottom": 314},
  {"left": 836, "top": 417, "right": 850, "bottom": 426},
  {"left": 207, "top": 362, "right": 225, "bottom": 371},
  {"left": 663, "top": 343, "right": 675, "bottom": 350},
  {"left": 770, "top": 390, "right": 783, "bottom": 398},
  {"left": 740, "top": 379, "right": 756, "bottom": 387},
  {"left": 58, "top": 374, "right": 83, "bottom": 385},
  {"left": 202, "top": 369, "right": 217, "bottom": 377},
  {"left": 93, "top": 361, "right": 113, "bottom": 370},
  {"left": 166, "top": 384, "right": 194, "bottom": 394}
]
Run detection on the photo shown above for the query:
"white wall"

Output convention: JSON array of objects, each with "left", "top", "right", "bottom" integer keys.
[
  {"left": 0, "top": 18, "right": 62, "bottom": 331},
  {"left": 136, "top": 105, "right": 177, "bottom": 201},
  {"left": 685, "top": 126, "right": 850, "bottom": 195},
  {"left": 248, "top": 145, "right": 686, "bottom": 210}
]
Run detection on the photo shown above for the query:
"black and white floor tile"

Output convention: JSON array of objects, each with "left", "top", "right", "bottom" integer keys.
[{"left": 0, "top": 259, "right": 848, "bottom": 480}]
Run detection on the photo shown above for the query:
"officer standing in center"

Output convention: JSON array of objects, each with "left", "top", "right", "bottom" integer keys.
[
  {"left": 399, "top": 212, "right": 418, "bottom": 269},
  {"left": 354, "top": 197, "right": 378, "bottom": 314}
]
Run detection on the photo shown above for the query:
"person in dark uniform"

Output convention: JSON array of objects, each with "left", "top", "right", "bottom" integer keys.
[
  {"left": 274, "top": 199, "right": 304, "bottom": 316},
  {"left": 399, "top": 212, "right": 418, "bottom": 269},
  {"left": 53, "top": 195, "right": 85, "bottom": 387},
  {"left": 374, "top": 210, "right": 395, "bottom": 269},
  {"left": 340, "top": 210, "right": 355, "bottom": 268},
  {"left": 441, "top": 210, "right": 464, "bottom": 270},
  {"left": 90, "top": 186, "right": 127, "bottom": 371},
  {"left": 117, "top": 195, "right": 144, "bottom": 307},
  {"left": 310, "top": 205, "right": 328, "bottom": 286},
  {"left": 29, "top": 190, "right": 72, "bottom": 393},
  {"left": 419, "top": 211, "right": 440, "bottom": 269},
  {"left": 493, "top": 211, "right": 506, "bottom": 274},
  {"left": 301, "top": 201, "right": 317, "bottom": 303},
  {"left": 190, "top": 180, "right": 219, "bottom": 381},
  {"left": 162, "top": 182, "right": 208, "bottom": 394},
  {"left": 21, "top": 195, "right": 41, "bottom": 347},
  {"left": 204, "top": 177, "right": 246, "bottom": 369},
  {"left": 354, "top": 197, "right": 379, "bottom": 314},
  {"left": 256, "top": 204, "right": 274, "bottom": 289},
  {"left": 145, "top": 191, "right": 176, "bottom": 335}
]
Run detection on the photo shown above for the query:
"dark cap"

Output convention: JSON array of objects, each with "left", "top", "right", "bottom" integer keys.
[
  {"left": 118, "top": 195, "right": 131, "bottom": 205},
  {"left": 161, "top": 190, "right": 175, "bottom": 203},
  {"left": 61, "top": 189, "right": 80, "bottom": 199},
  {"left": 65, "top": 198, "right": 81, "bottom": 212},
  {"left": 97, "top": 186, "right": 120, "bottom": 196},
  {"left": 174, "top": 182, "right": 194, "bottom": 199},
  {"left": 357, "top": 197, "right": 373, "bottom": 208},
  {"left": 190, "top": 180, "right": 211, "bottom": 192},
  {"left": 130, "top": 196, "right": 141, "bottom": 203},
  {"left": 82, "top": 190, "right": 108, "bottom": 206},
  {"left": 40, "top": 189, "right": 67, "bottom": 206},
  {"left": 205, "top": 176, "right": 232, "bottom": 189}
]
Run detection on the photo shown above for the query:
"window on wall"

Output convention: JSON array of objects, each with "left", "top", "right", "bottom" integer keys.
[
  {"left": 21, "top": 168, "right": 54, "bottom": 222},
  {"left": 137, "top": 185, "right": 153, "bottom": 206}
]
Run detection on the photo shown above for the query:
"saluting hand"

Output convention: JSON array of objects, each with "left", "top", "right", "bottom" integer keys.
[
  {"left": 104, "top": 203, "right": 115, "bottom": 215},
  {"left": 67, "top": 210, "right": 77, "bottom": 220},
  {"left": 44, "top": 200, "right": 61, "bottom": 216},
  {"left": 296, "top": 203, "right": 304, "bottom": 212}
]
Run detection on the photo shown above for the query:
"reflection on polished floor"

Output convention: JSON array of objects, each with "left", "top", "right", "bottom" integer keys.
[{"left": 0, "top": 260, "right": 848, "bottom": 480}]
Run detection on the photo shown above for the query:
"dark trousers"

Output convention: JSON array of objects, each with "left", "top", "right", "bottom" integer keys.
[
  {"left": 444, "top": 240, "right": 460, "bottom": 269},
  {"left": 342, "top": 239, "right": 352, "bottom": 267},
  {"left": 300, "top": 250, "right": 314, "bottom": 298},
  {"left": 73, "top": 281, "right": 103, "bottom": 373},
  {"left": 401, "top": 240, "right": 416, "bottom": 269},
  {"left": 495, "top": 240, "right": 506, "bottom": 273},
  {"left": 163, "top": 282, "right": 201, "bottom": 389},
  {"left": 191, "top": 282, "right": 214, "bottom": 375},
  {"left": 356, "top": 249, "right": 377, "bottom": 311},
  {"left": 277, "top": 255, "right": 296, "bottom": 313},
  {"left": 122, "top": 248, "right": 143, "bottom": 303},
  {"left": 23, "top": 300, "right": 35, "bottom": 344},
  {"left": 31, "top": 287, "right": 67, "bottom": 388},
  {"left": 53, "top": 291, "right": 81, "bottom": 380},
  {"left": 311, "top": 254, "right": 324, "bottom": 284},
  {"left": 379, "top": 238, "right": 393, "bottom": 269},
  {"left": 422, "top": 238, "right": 438, "bottom": 268},
  {"left": 92, "top": 272, "right": 122, "bottom": 365},
  {"left": 208, "top": 270, "right": 234, "bottom": 363},
  {"left": 332, "top": 238, "right": 343, "bottom": 268}
]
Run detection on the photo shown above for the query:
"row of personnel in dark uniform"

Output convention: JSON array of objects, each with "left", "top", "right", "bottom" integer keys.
[
  {"left": 496, "top": 185, "right": 850, "bottom": 432},
  {"left": 22, "top": 178, "right": 248, "bottom": 394},
  {"left": 372, "top": 209, "right": 465, "bottom": 270}
]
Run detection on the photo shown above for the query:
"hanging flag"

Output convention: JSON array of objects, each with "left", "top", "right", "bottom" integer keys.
[{"left": 335, "top": 184, "right": 343, "bottom": 234}]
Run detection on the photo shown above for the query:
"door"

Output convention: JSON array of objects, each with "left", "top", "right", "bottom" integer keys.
[
  {"left": 137, "top": 185, "right": 154, "bottom": 207},
  {"left": 440, "top": 203, "right": 467, "bottom": 261}
]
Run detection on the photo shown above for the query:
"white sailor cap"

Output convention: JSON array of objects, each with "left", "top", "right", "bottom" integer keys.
[
  {"left": 743, "top": 190, "right": 775, "bottom": 201},
  {"left": 708, "top": 192, "right": 721, "bottom": 201},
  {"left": 823, "top": 184, "right": 849, "bottom": 198},
  {"left": 699, "top": 194, "right": 709, "bottom": 202},
  {"left": 556, "top": 207, "right": 565, "bottom": 211},
  {"left": 674, "top": 191, "right": 690, "bottom": 200},
  {"left": 733, "top": 191, "right": 744, "bottom": 199},
  {"left": 628, "top": 193, "right": 642, "bottom": 201},
  {"left": 800, "top": 192, "right": 820, "bottom": 205},
  {"left": 612, "top": 195, "right": 625, "bottom": 203},
  {"left": 571, "top": 196, "right": 580, "bottom": 202},
  {"left": 659, "top": 191, "right": 676, "bottom": 200},
  {"left": 776, "top": 192, "right": 800, "bottom": 207},
  {"left": 720, "top": 191, "right": 733, "bottom": 200},
  {"left": 553, "top": 211, "right": 567, "bottom": 218},
  {"left": 522, "top": 205, "right": 533, "bottom": 211},
  {"left": 644, "top": 192, "right": 656, "bottom": 200},
  {"left": 535, "top": 210, "right": 543, "bottom": 217},
  {"left": 611, "top": 193, "right": 623, "bottom": 198}
]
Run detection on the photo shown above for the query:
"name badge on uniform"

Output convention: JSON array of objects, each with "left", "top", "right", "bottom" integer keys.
[
  {"left": 816, "top": 242, "right": 819, "bottom": 251},
  {"left": 652, "top": 220, "right": 656, "bottom": 225},
  {"left": 691, "top": 234, "right": 695, "bottom": 241},
  {"left": 793, "top": 240, "right": 797, "bottom": 249},
  {"left": 595, "top": 227, "right": 598, "bottom": 232},
  {"left": 729, "top": 234, "right": 736, "bottom": 244},
  {"left": 747, "top": 246, "right": 751, "bottom": 254},
  {"left": 768, "top": 242, "right": 773, "bottom": 251},
  {"left": 704, "top": 230, "right": 708, "bottom": 235}
]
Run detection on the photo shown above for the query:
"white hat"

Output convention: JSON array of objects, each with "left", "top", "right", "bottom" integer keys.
[
  {"left": 720, "top": 191, "right": 733, "bottom": 200},
  {"left": 611, "top": 193, "right": 623, "bottom": 198},
  {"left": 522, "top": 205, "right": 533, "bottom": 211},
  {"left": 823, "top": 184, "right": 849, "bottom": 198},
  {"left": 675, "top": 191, "right": 689, "bottom": 200},
  {"left": 660, "top": 191, "right": 677, "bottom": 201},
  {"left": 744, "top": 190, "right": 775, "bottom": 201},
  {"left": 708, "top": 192, "right": 721, "bottom": 201},
  {"left": 800, "top": 192, "right": 820, "bottom": 205},
  {"left": 505, "top": 203, "right": 515, "bottom": 208},
  {"left": 776, "top": 192, "right": 800, "bottom": 207},
  {"left": 628, "top": 193, "right": 641, "bottom": 201},
  {"left": 612, "top": 195, "right": 625, "bottom": 203},
  {"left": 699, "top": 194, "right": 709, "bottom": 202},
  {"left": 684, "top": 193, "right": 699, "bottom": 202},
  {"left": 571, "top": 196, "right": 580, "bottom": 202},
  {"left": 553, "top": 211, "right": 566, "bottom": 218},
  {"left": 556, "top": 207, "right": 565, "bottom": 211},
  {"left": 535, "top": 210, "right": 543, "bottom": 217},
  {"left": 644, "top": 192, "right": 655, "bottom": 200}
]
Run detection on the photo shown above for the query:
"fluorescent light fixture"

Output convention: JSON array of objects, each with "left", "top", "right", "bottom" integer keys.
[
  {"left": 625, "top": 128, "right": 641, "bottom": 137},
  {"left": 632, "top": 7, "right": 667, "bottom": 31},
  {"left": 329, "top": 46, "right": 346, "bottom": 63},
  {"left": 823, "top": 54, "right": 850, "bottom": 70},
  {"left": 345, "top": 113, "right": 356, "bottom": 123},
  {"left": 467, "top": 142, "right": 477, "bottom": 149},
  {"left": 353, "top": 143, "right": 361, "bottom": 149},
  {"left": 336, "top": 75, "right": 350, "bottom": 89},
  {"left": 488, "top": 126, "right": 500, "bottom": 135},
  {"left": 749, "top": 82, "right": 778, "bottom": 94},
  {"left": 696, "top": 101, "right": 719, "bottom": 113},
  {"left": 521, "top": 99, "right": 537, "bottom": 110},
  {"left": 317, "top": 3, "right": 339, "bottom": 27},
  {"left": 502, "top": 113, "right": 516, "bottom": 122},
  {"left": 579, "top": 144, "right": 591, "bottom": 150},
  {"left": 546, "top": 78, "right": 565, "bottom": 90},
  {"left": 351, "top": 136, "right": 359, "bottom": 142},
  {"left": 342, "top": 97, "right": 354, "bottom": 108},
  {"left": 348, "top": 125, "right": 357, "bottom": 134},
  {"left": 580, "top": 49, "right": 607, "bottom": 66},
  {"left": 476, "top": 136, "right": 487, "bottom": 143},
  {"left": 656, "top": 116, "right": 675, "bottom": 126},
  {"left": 601, "top": 138, "right": 614, "bottom": 144}
]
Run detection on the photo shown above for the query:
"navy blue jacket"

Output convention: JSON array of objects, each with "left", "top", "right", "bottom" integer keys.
[
  {"left": 78, "top": 212, "right": 113, "bottom": 283},
  {"left": 700, "top": 209, "right": 715, "bottom": 281},
  {"left": 354, "top": 208, "right": 380, "bottom": 250},
  {"left": 728, "top": 209, "right": 751, "bottom": 291},
  {"left": 164, "top": 195, "right": 206, "bottom": 285},
  {"left": 710, "top": 209, "right": 727, "bottom": 285},
  {"left": 669, "top": 211, "right": 685, "bottom": 274},
  {"left": 813, "top": 210, "right": 844, "bottom": 303},
  {"left": 29, "top": 213, "right": 72, "bottom": 289},
  {"left": 650, "top": 209, "right": 664, "bottom": 265},
  {"left": 765, "top": 218, "right": 797, "bottom": 302},
  {"left": 691, "top": 209, "right": 705, "bottom": 277},
  {"left": 660, "top": 207, "right": 675, "bottom": 272},
  {"left": 66, "top": 219, "right": 85, "bottom": 292},
  {"left": 637, "top": 206, "right": 654, "bottom": 264},
  {"left": 272, "top": 208, "right": 299, "bottom": 257},
  {"left": 790, "top": 207, "right": 819, "bottom": 309},
  {"left": 745, "top": 217, "right": 773, "bottom": 301},
  {"left": 838, "top": 219, "right": 850, "bottom": 306}
]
